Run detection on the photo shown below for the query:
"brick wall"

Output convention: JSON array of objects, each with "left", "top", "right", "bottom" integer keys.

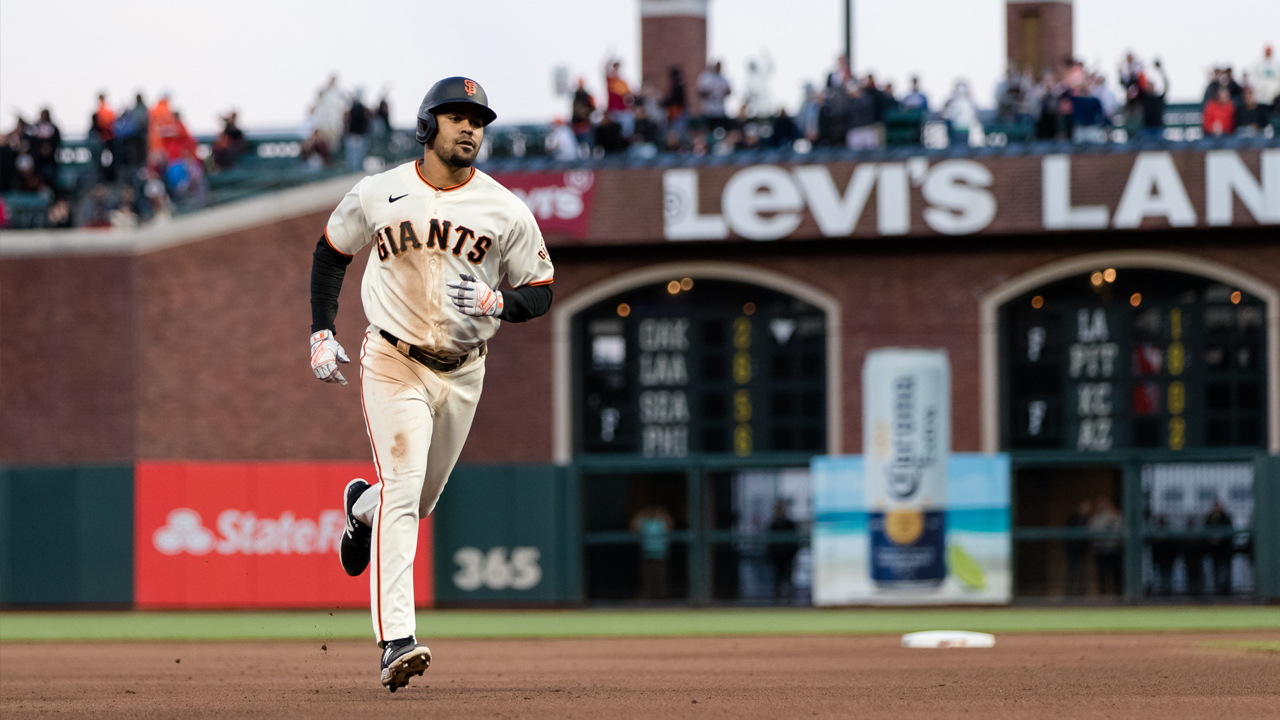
[
  {"left": 2, "top": 156, "right": 1277, "bottom": 465},
  {"left": 1005, "top": 1, "right": 1074, "bottom": 75},
  {"left": 0, "top": 255, "right": 136, "bottom": 463},
  {"left": 640, "top": 14, "right": 708, "bottom": 116}
]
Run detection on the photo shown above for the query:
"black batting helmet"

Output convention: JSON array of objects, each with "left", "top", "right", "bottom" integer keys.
[{"left": 416, "top": 77, "right": 497, "bottom": 145}]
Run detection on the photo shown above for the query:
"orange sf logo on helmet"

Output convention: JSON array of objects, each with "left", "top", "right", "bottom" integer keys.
[{"left": 464, "top": 79, "right": 477, "bottom": 96}]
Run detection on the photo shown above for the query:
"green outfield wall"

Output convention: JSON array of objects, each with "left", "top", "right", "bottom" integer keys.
[
  {"left": 0, "top": 465, "right": 134, "bottom": 604},
  {"left": 1, "top": 461, "right": 1277, "bottom": 606}
]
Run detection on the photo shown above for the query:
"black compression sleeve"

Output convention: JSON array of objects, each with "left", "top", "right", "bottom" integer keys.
[
  {"left": 311, "top": 236, "right": 353, "bottom": 334},
  {"left": 499, "top": 283, "right": 553, "bottom": 323}
]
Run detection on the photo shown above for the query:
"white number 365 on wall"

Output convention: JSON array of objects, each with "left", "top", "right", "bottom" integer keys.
[{"left": 452, "top": 546, "right": 542, "bottom": 591}]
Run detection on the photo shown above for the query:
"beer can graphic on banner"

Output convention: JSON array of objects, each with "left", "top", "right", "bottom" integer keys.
[{"left": 863, "top": 348, "right": 950, "bottom": 589}]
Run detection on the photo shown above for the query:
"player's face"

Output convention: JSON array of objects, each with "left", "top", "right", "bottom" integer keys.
[{"left": 432, "top": 107, "right": 486, "bottom": 168}]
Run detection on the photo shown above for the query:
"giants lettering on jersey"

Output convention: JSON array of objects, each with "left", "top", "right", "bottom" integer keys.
[{"left": 373, "top": 219, "right": 492, "bottom": 265}]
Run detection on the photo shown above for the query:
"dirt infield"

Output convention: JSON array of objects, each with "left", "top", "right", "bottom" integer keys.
[{"left": 2, "top": 632, "right": 1278, "bottom": 719}]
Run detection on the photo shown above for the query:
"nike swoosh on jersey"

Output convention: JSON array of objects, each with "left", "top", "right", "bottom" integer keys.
[{"left": 389, "top": 193, "right": 408, "bottom": 203}]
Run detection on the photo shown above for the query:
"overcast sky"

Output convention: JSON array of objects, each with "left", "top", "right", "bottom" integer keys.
[{"left": 1, "top": 0, "right": 1275, "bottom": 136}]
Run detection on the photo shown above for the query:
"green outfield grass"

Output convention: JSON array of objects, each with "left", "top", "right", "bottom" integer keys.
[{"left": 1, "top": 606, "right": 1278, "bottom": 643}]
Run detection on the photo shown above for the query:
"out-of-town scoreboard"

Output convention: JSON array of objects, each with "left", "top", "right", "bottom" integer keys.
[
  {"left": 1003, "top": 269, "right": 1266, "bottom": 451},
  {"left": 574, "top": 279, "right": 827, "bottom": 458}
]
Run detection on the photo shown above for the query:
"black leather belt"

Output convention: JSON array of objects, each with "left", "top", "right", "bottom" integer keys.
[{"left": 379, "top": 330, "right": 484, "bottom": 373}]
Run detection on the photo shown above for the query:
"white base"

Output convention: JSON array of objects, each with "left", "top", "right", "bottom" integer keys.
[{"left": 901, "top": 631, "right": 995, "bottom": 648}]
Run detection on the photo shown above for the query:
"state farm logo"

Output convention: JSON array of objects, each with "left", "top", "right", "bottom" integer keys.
[
  {"left": 511, "top": 170, "right": 594, "bottom": 222},
  {"left": 152, "top": 508, "right": 344, "bottom": 556}
]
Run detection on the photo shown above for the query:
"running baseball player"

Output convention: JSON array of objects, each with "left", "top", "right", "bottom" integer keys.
[{"left": 308, "top": 77, "right": 553, "bottom": 692}]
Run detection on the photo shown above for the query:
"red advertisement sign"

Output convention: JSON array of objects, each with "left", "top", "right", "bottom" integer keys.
[
  {"left": 135, "top": 462, "right": 432, "bottom": 609},
  {"left": 492, "top": 170, "right": 596, "bottom": 241}
]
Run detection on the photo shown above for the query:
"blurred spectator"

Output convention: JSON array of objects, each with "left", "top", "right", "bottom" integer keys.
[
  {"left": 1119, "top": 52, "right": 1143, "bottom": 93},
  {"left": 301, "top": 126, "right": 331, "bottom": 170},
  {"left": 29, "top": 108, "right": 62, "bottom": 189},
  {"left": 1130, "top": 59, "right": 1169, "bottom": 141},
  {"left": 570, "top": 79, "right": 595, "bottom": 153},
  {"left": 631, "top": 104, "right": 662, "bottom": 146},
  {"left": 697, "top": 60, "right": 731, "bottom": 129},
  {"left": 632, "top": 505, "right": 673, "bottom": 600},
  {"left": 942, "top": 80, "right": 981, "bottom": 147},
  {"left": 372, "top": 94, "right": 392, "bottom": 157},
  {"left": 1203, "top": 85, "right": 1236, "bottom": 136},
  {"left": 1204, "top": 67, "right": 1243, "bottom": 103},
  {"left": 90, "top": 92, "right": 116, "bottom": 183},
  {"left": 312, "top": 75, "right": 347, "bottom": 157},
  {"left": 1090, "top": 72, "right": 1121, "bottom": 119},
  {"left": 143, "top": 173, "right": 171, "bottom": 222},
  {"left": 1035, "top": 71, "right": 1066, "bottom": 140},
  {"left": 1182, "top": 516, "right": 1206, "bottom": 595},
  {"left": 1252, "top": 44, "right": 1279, "bottom": 108},
  {"left": 901, "top": 75, "right": 928, "bottom": 111},
  {"left": 828, "top": 54, "right": 852, "bottom": 88},
  {"left": 114, "top": 94, "right": 149, "bottom": 181},
  {"left": 767, "top": 500, "right": 799, "bottom": 601},
  {"left": 594, "top": 111, "right": 628, "bottom": 155},
  {"left": 770, "top": 107, "right": 799, "bottom": 148},
  {"left": 46, "top": 192, "right": 73, "bottom": 229},
  {"left": 1071, "top": 80, "right": 1108, "bottom": 143},
  {"left": 75, "top": 183, "right": 113, "bottom": 228},
  {"left": 1236, "top": 86, "right": 1271, "bottom": 136},
  {"left": 14, "top": 153, "right": 42, "bottom": 193},
  {"left": 212, "top": 110, "right": 246, "bottom": 170},
  {"left": 995, "top": 66, "right": 1028, "bottom": 124},
  {"left": 345, "top": 89, "right": 371, "bottom": 172},
  {"left": 0, "top": 116, "right": 27, "bottom": 193},
  {"left": 605, "top": 60, "right": 634, "bottom": 136},
  {"left": 1065, "top": 500, "right": 1091, "bottom": 596},
  {"left": 665, "top": 66, "right": 688, "bottom": 129},
  {"left": 798, "top": 83, "right": 821, "bottom": 141},
  {"left": 547, "top": 118, "right": 579, "bottom": 162},
  {"left": 1089, "top": 495, "right": 1123, "bottom": 595},
  {"left": 744, "top": 52, "right": 775, "bottom": 117},
  {"left": 845, "top": 81, "right": 879, "bottom": 149},
  {"left": 1204, "top": 500, "right": 1234, "bottom": 595},
  {"left": 110, "top": 185, "right": 140, "bottom": 229},
  {"left": 1149, "top": 514, "right": 1176, "bottom": 596}
]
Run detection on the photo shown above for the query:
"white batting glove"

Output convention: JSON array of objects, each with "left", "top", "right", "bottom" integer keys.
[
  {"left": 446, "top": 273, "right": 504, "bottom": 317},
  {"left": 310, "top": 329, "right": 350, "bottom": 385}
]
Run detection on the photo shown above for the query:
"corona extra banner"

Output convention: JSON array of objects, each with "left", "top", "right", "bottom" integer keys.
[
  {"left": 134, "top": 462, "right": 432, "bottom": 609},
  {"left": 811, "top": 453, "right": 1012, "bottom": 605}
]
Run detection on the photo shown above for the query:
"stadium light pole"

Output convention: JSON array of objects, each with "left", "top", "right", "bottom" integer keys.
[{"left": 844, "top": 0, "right": 854, "bottom": 73}]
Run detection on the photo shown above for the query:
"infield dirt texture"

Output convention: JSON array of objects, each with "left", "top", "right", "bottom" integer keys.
[{"left": 2, "top": 609, "right": 1278, "bottom": 719}]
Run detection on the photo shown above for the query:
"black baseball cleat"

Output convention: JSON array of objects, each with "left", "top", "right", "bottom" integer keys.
[
  {"left": 340, "top": 479, "right": 372, "bottom": 577},
  {"left": 380, "top": 636, "right": 431, "bottom": 692}
]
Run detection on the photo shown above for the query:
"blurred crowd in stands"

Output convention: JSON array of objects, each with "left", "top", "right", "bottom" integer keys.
[
  {"left": 2, "top": 44, "right": 1276, "bottom": 230},
  {"left": 555, "top": 44, "right": 1277, "bottom": 159},
  {"left": 298, "top": 76, "right": 393, "bottom": 172},
  {"left": 0, "top": 91, "right": 245, "bottom": 229}
]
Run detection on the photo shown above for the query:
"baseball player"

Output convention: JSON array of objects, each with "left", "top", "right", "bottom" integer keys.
[{"left": 308, "top": 77, "right": 553, "bottom": 692}]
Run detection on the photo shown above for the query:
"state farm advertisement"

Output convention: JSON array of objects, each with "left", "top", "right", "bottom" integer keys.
[
  {"left": 135, "top": 462, "right": 432, "bottom": 609},
  {"left": 493, "top": 169, "right": 595, "bottom": 241}
]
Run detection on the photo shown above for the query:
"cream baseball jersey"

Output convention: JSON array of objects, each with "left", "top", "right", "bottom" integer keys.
[{"left": 324, "top": 161, "right": 553, "bottom": 355}]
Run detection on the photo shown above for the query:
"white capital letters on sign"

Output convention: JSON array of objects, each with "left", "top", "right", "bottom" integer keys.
[
  {"left": 876, "top": 163, "right": 911, "bottom": 235},
  {"left": 722, "top": 165, "right": 804, "bottom": 240},
  {"left": 921, "top": 160, "right": 996, "bottom": 235},
  {"left": 1113, "top": 152, "right": 1197, "bottom": 228},
  {"left": 663, "top": 169, "right": 728, "bottom": 241},
  {"left": 1042, "top": 155, "right": 1109, "bottom": 229},
  {"left": 792, "top": 164, "right": 877, "bottom": 236},
  {"left": 1206, "top": 149, "right": 1280, "bottom": 226}
]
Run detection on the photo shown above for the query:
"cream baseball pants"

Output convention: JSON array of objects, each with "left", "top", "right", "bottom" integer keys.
[{"left": 351, "top": 326, "right": 485, "bottom": 644}]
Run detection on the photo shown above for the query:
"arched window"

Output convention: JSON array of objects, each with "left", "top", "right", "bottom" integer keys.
[
  {"left": 572, "top": 278, "right": 829, "bottom": 458},
  {"left": 1000, "top": 268, "right": 1267, "bottom": 451}
]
